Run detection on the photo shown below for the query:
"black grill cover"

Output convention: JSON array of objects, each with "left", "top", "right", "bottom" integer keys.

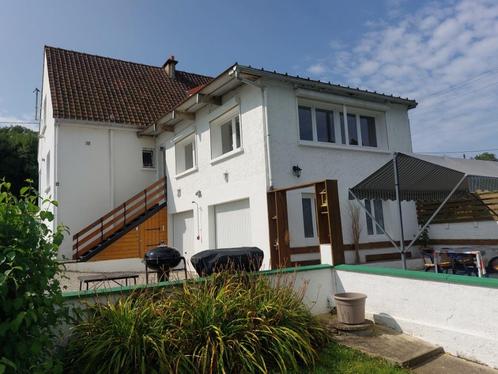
[
  {"left": 144, "top": 246, "right": 182, "bottom": 270},
  {"left": 190, "top": 247, "right": 264, "bottom": 276}
]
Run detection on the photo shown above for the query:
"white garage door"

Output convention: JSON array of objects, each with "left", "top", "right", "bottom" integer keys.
[
  {"left": 215, "top": 199, "right": 251, "bottom": 248},
  {"left": 172, "top": 210, "right": 194, "bottom": 260}
]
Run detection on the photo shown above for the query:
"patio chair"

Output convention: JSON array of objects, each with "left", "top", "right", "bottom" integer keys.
[
  {"left": 422, "top": 252, "right": 435, "bottom": 272},
  {"left": 435, "top": 250, "right": 452, "bottom": 274}
]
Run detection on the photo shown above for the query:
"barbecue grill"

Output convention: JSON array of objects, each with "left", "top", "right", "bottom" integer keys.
[
  {"left": 144, "top": 245, "right": 187, "bottom": 282},
  {"left": 190, "top": 247, "right": 264, "bottom": 276}
]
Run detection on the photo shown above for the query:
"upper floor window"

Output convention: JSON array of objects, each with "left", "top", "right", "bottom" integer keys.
[
  {"left": 175, "top": 133, "right": 196, "bottom": 175},
  {"left": 365, "top": 199, "right": 384, "bottom": 235},
  {"left": 299, "top": 103, "right": 378, "bottom": 148},
  {"left": 142, "top": 149, "right": 155, "bottom": 168},
  {"left": 211, "top": 108, "right": 242, "bottom": 160}
]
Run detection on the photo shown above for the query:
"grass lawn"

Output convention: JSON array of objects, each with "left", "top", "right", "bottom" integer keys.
[{"left": 308, "top": 341, "right": 410, "bottom": 374}]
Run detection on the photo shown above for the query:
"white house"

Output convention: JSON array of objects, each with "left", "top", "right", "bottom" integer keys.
[{"left": 39, "top": 46, "right": 425, "bottom": 270}]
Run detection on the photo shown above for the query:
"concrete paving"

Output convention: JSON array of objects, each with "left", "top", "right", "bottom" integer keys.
[
  {"left": 320, "top": 314, "right": 498, "bottom": 373},
  {"left": 413, "top": 353, "right": 498, "bottom": 374}
]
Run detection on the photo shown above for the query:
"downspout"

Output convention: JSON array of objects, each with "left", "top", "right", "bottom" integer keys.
[{"left": 231, "top": 67, "right": 273, "bottom": 189}]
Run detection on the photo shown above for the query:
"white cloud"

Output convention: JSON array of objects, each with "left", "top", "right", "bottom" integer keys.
[
  {"left": 307, "top": 0, "right": 498, "bottom": 154},
  {"left": 307, "top": 63, "right": 327, "bottom": 75}
]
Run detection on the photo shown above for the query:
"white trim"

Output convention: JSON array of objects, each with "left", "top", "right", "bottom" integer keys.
[
  {"left": 210, "top": 147, "right": 244, "bottom": 165},
  {"left": 297, "top": 140, "right": 390, "bottom": 154},
  {"left": 175, "top": 166, "right": 198, "bottom": 179},
  {"left": 208, "top": 97, "right": 240, "bottom": 123},
  {"left": 295, "top": 88, "right": 391, "bottom": 111},
  {"left": 171, "top": 126, "right": 195, "bottom": 144},
  {"left": 54, "top": 119, "right": 141, "bottom": 131}
]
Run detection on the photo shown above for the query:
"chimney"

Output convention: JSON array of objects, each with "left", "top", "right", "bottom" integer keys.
[{"left": 163, "top": 55, "right": 178, "bottom": 79}]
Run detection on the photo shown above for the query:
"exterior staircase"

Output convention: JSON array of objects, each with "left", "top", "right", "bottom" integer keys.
[{"left": 72, "top": 177, "right": 167, "bottom": 261}]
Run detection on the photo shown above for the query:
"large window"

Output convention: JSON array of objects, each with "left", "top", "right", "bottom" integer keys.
[
  {"left": 298, "top": 103, "right": 378, "bottom": 148},
  {"left": 211, "top": 110, "right": 242, "bottom": 159},
  {"left": 365, "top": 199, "right": 384, "bottom": 235},
  {"left": 298, "top": 106, "right": 313, "bottom": 141},
  {"left": 175, "top": 133, "right": 196, "bottom": 175}
]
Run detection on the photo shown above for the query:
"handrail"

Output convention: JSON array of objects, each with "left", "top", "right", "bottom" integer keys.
[{"left": 72, "top": 177, "right": 166, "bottom": 259}]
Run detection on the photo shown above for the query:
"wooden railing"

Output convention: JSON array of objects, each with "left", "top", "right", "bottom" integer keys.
[{"left": 73, "top": 177, "right": 166, "bottom": 259}]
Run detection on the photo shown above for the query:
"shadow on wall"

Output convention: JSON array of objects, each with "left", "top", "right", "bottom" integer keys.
[{"left": 332, "top": 269, "right": 404, "bottom": 334}]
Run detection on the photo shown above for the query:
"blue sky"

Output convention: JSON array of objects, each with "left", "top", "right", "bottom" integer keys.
[{"left": 1, "top": 0, "right": 497, "bottom": 156}]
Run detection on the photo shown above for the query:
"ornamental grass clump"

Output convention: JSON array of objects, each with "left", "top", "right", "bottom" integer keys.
[{"left": 65, "top": 272, "right": 329, "bottom": 374}]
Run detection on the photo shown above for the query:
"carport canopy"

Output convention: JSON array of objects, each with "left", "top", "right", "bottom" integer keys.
[{"left": 348, "top": 152, "right": 498, "bottom": 269}]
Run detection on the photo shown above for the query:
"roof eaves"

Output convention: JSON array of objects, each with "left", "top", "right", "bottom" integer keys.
[{"left": 236, "top": 65, "right": 418, "bottom": 109}]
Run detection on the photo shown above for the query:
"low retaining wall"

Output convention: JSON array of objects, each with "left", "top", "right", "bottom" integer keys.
[
  {"left": 62, "top": 264, "right": 335, "bottom": 315},
  {"left": 334, "top": 264, "right": 498, "bottom": 368}
]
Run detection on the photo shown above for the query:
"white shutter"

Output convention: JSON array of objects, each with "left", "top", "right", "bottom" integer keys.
[{"left": 214, "top": 199, "right": 251, "bottom": 248}]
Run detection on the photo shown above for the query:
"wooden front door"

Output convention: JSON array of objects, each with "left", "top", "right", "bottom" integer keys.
[{"left": 139, "top": 207, "right": 167, "bottom": 257}]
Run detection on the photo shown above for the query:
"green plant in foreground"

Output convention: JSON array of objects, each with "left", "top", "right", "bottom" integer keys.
[
  {"left": 0, "top": 181, "right": 68, "bottom": 373},
  {"left": 65, "top": 272, "right": 329, "bottom": 374}
]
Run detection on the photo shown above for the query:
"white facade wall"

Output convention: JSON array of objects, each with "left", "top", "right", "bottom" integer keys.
[
  {"left": 335, "top": 269, "right": 498, "bottom": 368},
  {"left": 54, "top": 124, "right": 156, "bottom": 259},
  {"left": 158, "top": 84, "right": 271, "bottom": 269},
  {"left": 264, "top": 79, "right": 419, "bottom": 259}
]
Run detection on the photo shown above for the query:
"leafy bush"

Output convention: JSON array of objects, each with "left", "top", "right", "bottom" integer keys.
[
  {"left": 0, "top": 181, "right": 68, "bottom": 373},
  {"left": 65, "top": 272, "right": 329, "bottom": 373}
]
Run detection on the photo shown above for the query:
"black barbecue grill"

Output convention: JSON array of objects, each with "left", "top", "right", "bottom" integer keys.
[
  {"left": 190, "top": 247, "right": 264, "bottom": 276},
  {"left": 144, "top": 245, "right": 187, "bottom": 283}
]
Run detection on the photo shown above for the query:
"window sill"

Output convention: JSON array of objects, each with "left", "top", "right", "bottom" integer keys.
[
  {"left": 298, "top": 140, "right": 391, "bottom": 154},
  {"left": 141, "top": 167, "right": 157, "bottom": 171},
  {"left": 175, "top": 167, "right": 198, "bottom": 179},
  {"left": 210, "top": 148, "right": 244, "bottom": 165}
]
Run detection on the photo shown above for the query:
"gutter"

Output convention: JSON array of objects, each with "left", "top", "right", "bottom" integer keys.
[{"left": 230, "top": 66, "right": 273, "bottom": 189}]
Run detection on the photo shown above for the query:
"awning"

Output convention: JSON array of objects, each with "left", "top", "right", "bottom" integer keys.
[{"left": 350, "top": 152, "right": 498, "bottom": 201}]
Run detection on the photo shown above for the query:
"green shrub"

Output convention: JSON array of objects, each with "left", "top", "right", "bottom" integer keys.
[
  {"left": 0, "top": 181, "right": 68, "bottom": 373},
  {"left": 65, "top": 272, "right": 329, "bottom": 374}
]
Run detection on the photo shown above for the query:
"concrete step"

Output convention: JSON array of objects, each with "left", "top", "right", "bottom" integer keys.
[
  {"left": 331, "top": 322, "right": 444, "bottom": 368},
  {"left": 413, "top": 353, "right": 498, "bottom": 374}
]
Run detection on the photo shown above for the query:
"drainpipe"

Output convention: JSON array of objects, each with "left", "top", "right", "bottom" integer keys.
[{"left": 231, "top": 67, "right": 273, "bottom": 189}]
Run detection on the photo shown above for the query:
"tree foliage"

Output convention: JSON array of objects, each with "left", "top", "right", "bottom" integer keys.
[
  {"left": 474, "top": 152, "right": 497, "bottom": 161},
  {"left": 0, "top": 181, "right": 68, "bottom": 373},
  {"left": 0, "top": 126, "right": 38, "bottom": 195}
]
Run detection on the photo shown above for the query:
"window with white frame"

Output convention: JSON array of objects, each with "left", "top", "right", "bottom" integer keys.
[
  {"left": 175, "top": 133, "right": 196, "bottom": 174},
  {"left": 211, "top": 108, "right": 242, "bottom": 159},
  {"left": 301, "top": 194, "right": 317, "bottom": 238},
  {"left": 298, "top": 103, "right": 378, "bottom": 148},
  {"left": 365, "top": 199, "right": 384, "bottom": 235},
  {"left": 142, "top": 149, "right": 155, "bottom": 168}
]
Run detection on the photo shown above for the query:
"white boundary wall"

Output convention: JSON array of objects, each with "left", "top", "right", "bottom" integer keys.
[{"left": 334, "top": 268, "right": 498, "bottom": 368}]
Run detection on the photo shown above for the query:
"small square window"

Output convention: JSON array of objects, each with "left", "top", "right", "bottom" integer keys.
[{"left": 142, "top": 149, "right": 154, "bottom": 168}]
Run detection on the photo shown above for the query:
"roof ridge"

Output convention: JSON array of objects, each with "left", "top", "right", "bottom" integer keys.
[{"left": 43, "top": 45, "right": 211, "bottom": 79}]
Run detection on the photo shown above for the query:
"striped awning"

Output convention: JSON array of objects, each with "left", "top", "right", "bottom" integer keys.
[{"left": 350, "top": 153, "right": 498, "bottom": 201}]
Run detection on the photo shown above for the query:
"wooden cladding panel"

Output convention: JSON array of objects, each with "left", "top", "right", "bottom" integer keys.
[
  {"left": 417, "top": 191, "right": 498, "bottom": 225},
  {"left": 90, "top": 207, "right": 167, "bottom": 261}
]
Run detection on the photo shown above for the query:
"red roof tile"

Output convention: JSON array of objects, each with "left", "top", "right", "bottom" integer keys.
[{"left": 45, "top": 46, "right": 212, "bottom": 127}]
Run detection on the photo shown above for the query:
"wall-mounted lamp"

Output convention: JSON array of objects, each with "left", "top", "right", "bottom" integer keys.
[
  {"left": 177, "top": 189, "right": 181, "bottom": 197},
  {"left": 223, "top": 171, "right": 229, "bottom": 183},
  {"left": 195, "top": 190, "right": 202, "bottom": 198},
  {"left": 292, "top": 165, "right": 302, "bottom": 178}
]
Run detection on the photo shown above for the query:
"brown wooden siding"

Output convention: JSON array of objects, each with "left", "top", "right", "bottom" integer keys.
[{"left": 91, "top": 206, "right": 167, "bottom": 261}]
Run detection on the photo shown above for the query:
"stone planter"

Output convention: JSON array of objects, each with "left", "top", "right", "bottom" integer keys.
[{"left": 334, "top": 292, "right": 367, "bottom": 324}]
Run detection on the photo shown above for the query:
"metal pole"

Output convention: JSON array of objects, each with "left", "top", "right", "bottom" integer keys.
[
  {"left": 349, "top": 189, "right": 400, "bottom": 251},
  {"left": 405, "top": 173, "right": 467, "bottom": 251},
  {"left": 393, "top": 153, "right": 407, "bottom": 270}
]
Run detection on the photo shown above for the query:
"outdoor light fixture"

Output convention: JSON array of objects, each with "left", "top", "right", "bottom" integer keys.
[{"left": 292, "top": 165, "right": 302, "bottom": 178}]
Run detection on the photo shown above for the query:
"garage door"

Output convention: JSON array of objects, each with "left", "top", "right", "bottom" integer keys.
[
  {"left": 215, "top": 199, "right": 251, "bottom": 248},
  {"left": 172, "top": 210, "right": 194, "bottom": 261}
]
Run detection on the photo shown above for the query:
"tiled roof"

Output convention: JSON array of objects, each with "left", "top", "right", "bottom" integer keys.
[{"left": 44, "top": 46, "right": 212, "bottom": 127}]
